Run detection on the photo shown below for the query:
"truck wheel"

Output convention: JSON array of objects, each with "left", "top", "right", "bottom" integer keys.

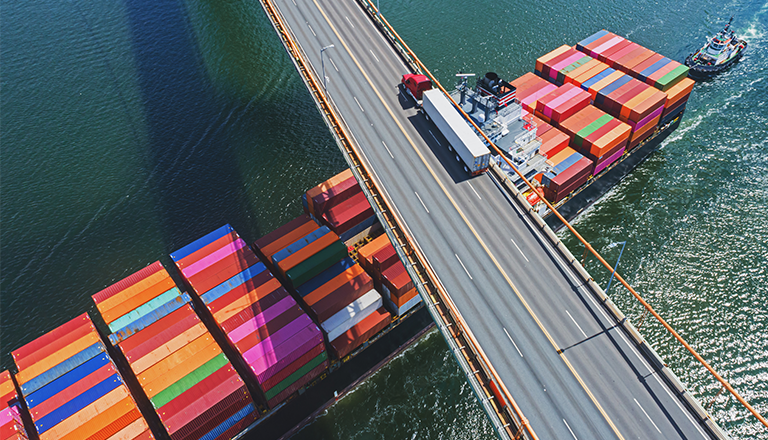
[
  {"left": 448, "top": 144, "right": 453, "bottom": 152},
  {"left": 464, "top": 166, "right": 469, "bottom": 173},
  {"left": 424, "top": 113, "right": 430, "bottom": 121},
  {"left": 456, "top": 155, "right": 461, "bottom": 162}
]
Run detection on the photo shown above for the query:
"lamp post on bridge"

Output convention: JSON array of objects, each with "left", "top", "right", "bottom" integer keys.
[
  {"left": 320, "top": 44, "right": 335, "bottom": 94},
  {"left": 605, "top": 241, "right": 627, "bottom": 295}
]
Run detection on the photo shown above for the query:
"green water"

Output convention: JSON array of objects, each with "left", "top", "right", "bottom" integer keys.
[{"left": 1, "top": 0, "right": 766, "bottom": 438}]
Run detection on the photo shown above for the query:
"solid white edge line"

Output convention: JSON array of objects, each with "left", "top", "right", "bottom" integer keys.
[
  {"left": 353, "top": 96, "right": 364, "bottom": 112},
  {"left": 455, "top": 254, "right": 473, "bottom": 280},
  {"left": 428, "top": 129, "right": 441, "bottom": 146},
  {"left": 566, "top": 310, "right": 588, "bottom": 339},
  {"left": 467, "top": 182, "right": 482, "bottom": 200},
  {"left": 414, "top": 191, "right": 429, "bottom": 214},
  {"left": 509, "top": 237, "right": 529, "bottom": 262},
  {"left": 563, "top": 419, "right": 579, "bottom": 440},
  {"left": 382, "top": 141, "right": 394, "bottom": 159},
  {"left": 503, "top": 328, "right": 523, "bottom": 357},
  {"left": 635, "top": 399, "right": 662, "bottom": 434}
]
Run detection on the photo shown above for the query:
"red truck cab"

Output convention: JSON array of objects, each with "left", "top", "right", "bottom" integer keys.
[{"left": 401, "top": 74, "right": 432, "bottom": 101}]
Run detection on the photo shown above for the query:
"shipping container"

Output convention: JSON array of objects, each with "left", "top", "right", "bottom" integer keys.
[
  {"left": 330, "top": 307, "right": 391, "bottom": 359},
  {"left": 357, "top": 234, "right": 394, "bottom": 271},
  {"left": 170, "top": 225, "right": 235, "bottom": 263},
  {"left": 310, "top": 274, "right": 374, "bottom": 323},
  {"left": 321, "top": 290, "right": 383, "bottom": 341},
  {"left": 253, "top": 215, "right": 318, "bottom": 263},
  {"left": 307, "top": 171, "right": 362, "bottom": 219},
  {"left": 304, "top": 169, "right": 355, "bottom": 217},
  {"left": 321, "top": 192, "right": 374, "bottom": 236},
  {"left": 285, "top": 240, "right": 349, "bottom": 288},
  {"left": 535, "top": 83, "right": 591, "bottom": 125}
]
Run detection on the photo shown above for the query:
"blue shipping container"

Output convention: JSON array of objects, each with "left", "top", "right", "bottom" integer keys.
[
  {"left": 271, "top": 226, "right": 331, "bottom": 264},
  {"left": 26, "top": 353, "right": 111, "bottom": 408},
  {"left": 295, "top": 257, "right": 355, "bottom": 297},
  {"left": 200, "top": 264, "right": 267, "bottom": 305},
  {"left": 35, "top": 374, "right": 122, "bottom": 433},
  {"left": 171, "top": 225, "right": 234, "bottom": 262},
  {"left": 20, "top": 343, "right": 106, "bottom": 396},
  {"left": 108, "top": 287, "right": 182, "bottom": 333},
  {"left": 108, "top": 293, "right": 191, "bottom": 345}
]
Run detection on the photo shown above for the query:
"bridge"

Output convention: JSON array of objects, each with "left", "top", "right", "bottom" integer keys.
[{"left": 256, "top": 0, "right": 755, "bottom": 438}]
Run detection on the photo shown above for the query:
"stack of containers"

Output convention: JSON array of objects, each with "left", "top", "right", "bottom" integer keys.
[
  {"left": 92, "top": 263, "right": 257, "bottom": 440},
  {"left": 531, "top": 115, "right": 570, "bottom": 159},
  {"left": 659, "top": 77, "right": 695, "bottom": 125},
  {"left": 510, "top": 72, "right": 557, "bottom": 114},
  {"left": 263, "top": 224, "right": 390, "bottom": 360},
  {"left": 577, "top": 30, "right": 690, "bottom": 92},
  {"left": 303, "top": 170, "right": 377, "bottom": 244},
  {"left": 534, "top": 83, "right": 592, "bottom": 125},
  {"left": 357, "top": 235, "right": 421, "bottom": 316},
  {"left": 12, "top": 313, "right": 153, "bottom": 440},
  {"left": 539, "top": 147, "right": 593, "bottom": 203},
  {"left": 559, "top": 105, "right": 632, "bottom": 176},
  {"left": 591, "top": 75, "right": 667, "bottom": 149},
  {"left": 270, "top": 225, "right": 349, "bottom": 290},
  {"left": 171, "top": 225, "right": 328, "bottom": 410},
  {"left": 0, "top": 371, "right": 28, "bottom": 440}
]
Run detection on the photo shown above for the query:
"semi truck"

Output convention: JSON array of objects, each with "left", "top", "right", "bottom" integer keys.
[{"left": 402, "top": 76, "right": 491, "bottom": 176}]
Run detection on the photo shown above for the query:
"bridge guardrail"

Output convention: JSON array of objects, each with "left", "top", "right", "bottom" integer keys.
[{"left": 257, "top": 0, "right": 528, "bottom": 438}]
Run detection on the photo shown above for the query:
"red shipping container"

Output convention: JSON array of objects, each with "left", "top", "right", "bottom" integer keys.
[
  {"left": 630, "top": 52, "right": 666, "bottom": 76},
  {"left": 311, "top": 176, "right": 362, "bottom": 218},
  {"left": 30, "top": 362, "right": 116, "bottom": 421},
  {"left": 253, "top": 215, "right": 318, "bottom": 262},
  {"left": 330, "top": 307, "right": 391, "bottom": 359},
  {"left": 266, "top": 361, "right": 329, "bottom": 409},
  {"left": 253, "top": 332, "right": 324, "bottom": 385},
  {"left": 168, "top": 387, "right": 252, "bottom": 440},
  {"left": 12, "top": 313, "right": 93, "bottom": 370},
  {"left": 311, "top": 274, "right": 374, "bottom": 323},
  {"left": 260, "top": 343, "right": 325, "bottom": 391},
  {"left": 187, "top": 249, "right": 260, "bottom": 295},
  {"left": 598, "top": 39, "right": 632, "bottom": 64},
  {"left": 538, "top": 128, "right": 570, "bottom": 158},
  {"left": 175, "top": 233, "right": 240, "bottom": 270},
  {"left": 205, "top": 270, "right": 274, "bottom": 315},
  {"left": 606, "top": 42, "right": 641, "bottom": 67},
  {"left": 372, "top": 245, "right": 397, "bottom": 277},
  {"left": 382, "top": 262, "right": 414, "bottom": 298},
  {"left": 156, "top": 364, "right": 241, "bottom": 425},
  {"left": 118, "top": 305, "right": 195, "bottom": 360},
  {"left": 321, "top": 192, "right": 373, "bottom": 235},
  {"left": 219, "top": 288, "right": 290, "bottom": 334},
  {"left": 92, "top": 263, "right": 163, "bottom": 304},
  {"left": 232, "top": 306, "right": 305, "bottom": 354}
]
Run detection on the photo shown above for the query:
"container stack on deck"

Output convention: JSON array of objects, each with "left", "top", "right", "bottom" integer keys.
[
  {"left": 303, "top": 169, "right": 377, "bottom": 244},
  {"left": 0, "top": 371, "right": 28, "bottom": 440},
  {"left": 357, "top": 234, "right": 421, "bottom": 316},
  {"left": 508, "top": 30, "right": 693, "bottom": 204},
  {"left": 254, "top": 210, "right": 391, "bottom": 361},
  {"left": 12, "top": 313, "right": 153, "bottom": 440},
  {"left": 171, "top": 225, "right": 328, "bottom": 410},
  {"left": 92, "top": 263, "right": 256, "bottom": 440}
]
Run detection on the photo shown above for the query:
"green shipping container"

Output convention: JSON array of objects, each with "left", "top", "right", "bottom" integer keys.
[
  {"left": 264, "top": 352, "right": 327, "bottom": 400},
  {"left": 575, "top": 114, "right": 613, "bottom": 148},
  {"left": 285, "top": 241, "right": 348, "bottom": 288},
  {"left": 150, "top": 352, "right": 229, "bottom": 408},
  {"left": 655, "top": 65, "right": 690, "bottom": 91}
]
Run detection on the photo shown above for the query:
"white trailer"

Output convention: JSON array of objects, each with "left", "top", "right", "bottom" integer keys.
[{"left": 421, "top": 89, "right": 491, "bottom": 175}]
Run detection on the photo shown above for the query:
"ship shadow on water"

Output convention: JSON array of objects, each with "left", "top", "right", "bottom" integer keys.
[{"left": 123, "top": 0, "right": 261, "bottom": 254}]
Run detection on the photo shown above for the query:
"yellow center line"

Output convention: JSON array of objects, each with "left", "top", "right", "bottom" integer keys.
[{"left": 307, "top": 0, "right": 624, "bottom": 438}]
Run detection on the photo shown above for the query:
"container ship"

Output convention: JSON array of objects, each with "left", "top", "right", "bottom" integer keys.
[
  {"left": 1, "top": 30, "right": 695, "bottom": 440},
  {"left": 1, "top": 168, "right": 432, "bottom": 440},
  {"left": 422, "top": 30, "right": 695, "bottom": 230}
]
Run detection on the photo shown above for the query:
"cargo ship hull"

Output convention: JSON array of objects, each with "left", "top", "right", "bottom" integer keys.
[{"left": 544, "top": 114, "right": 681, "bottom": 231}]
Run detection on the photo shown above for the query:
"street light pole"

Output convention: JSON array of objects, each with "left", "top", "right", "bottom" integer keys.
[
  {"left": 320, "top": 44, "right": 335, "bottom": 93},
  {"left": 605, "top": 241, "right": 627, "bottom": 295},
  {"left": 377, "top": 0, "right": 380, "bottom": 17}
]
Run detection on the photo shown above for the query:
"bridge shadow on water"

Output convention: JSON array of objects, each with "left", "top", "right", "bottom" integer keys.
[{"left": 123, "top": 0, "right": 260, "bottom": 253}]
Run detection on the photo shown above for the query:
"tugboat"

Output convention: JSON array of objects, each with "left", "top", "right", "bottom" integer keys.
[{"left": 685, "top": 17, "right": 747, "bottom": 79}]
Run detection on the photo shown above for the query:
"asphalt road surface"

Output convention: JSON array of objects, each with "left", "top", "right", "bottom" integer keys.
[{"left": 270, "top": 0, "right": 714, "bottom": 438}]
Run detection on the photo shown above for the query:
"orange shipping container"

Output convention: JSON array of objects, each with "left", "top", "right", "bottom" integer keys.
[
  {"left": 57, "top": 398, "right": 139, "bottom": 440},
  {"left": 392, "top": 287, "right": 418, "bottom": 308},
  {"left": 103, "top": 417, "right": 149, "bottom": 440},
  {"left": 13, "top": 317, "right": 95, "bottom": 372},
  {"left": 664, "top": 77, "right": 695, "bottom": 107},
  {"left": 535, "top": 45, "right": 571, "bottom": 74},
  {"left": 276, "top": 232, "right": 339, "bottom": 276},
  {"left": 39, "top": 386, "right": 130, "bottom": 440},
  {"left": 572, "top": 62, "right": 610, "bottom": 87},
  {"left": 620, "top": 87, "right": 666, "bottom": 122},
  {"left": 142, "top": 342, "right": 222, "bottom": 398},
  {"left": 212, "top": 278, "right": 283, "bottom": 324},
  {"left": 539, "top": 129, "right": 570, "bottom": 158},
  {"left": 260, "top": 222, "right": 320, "bottom": 263},
  {"left": 129, "top": 322, "right": 208, "bottom": 374},
  {"left": 100, "top": 278, "right": 177, "bottom": 325},
  {"left": 96, "top": 270, "right": 171, "bottom": 315},
  {"left": 304, "top": 265, "right": 368, "bottom": 307},
  {"left": 564, "top": 59, "right": 601, "bottom": 84},
  {"left": 358, "top": 235, "right": 392, "bottom": 271},
  {"left": 16, "top": 332, "right": 100, "bottom": 385},
  {"left": 587, "top": 70, "right": 625, "bottom": 101},
  {"left": 137, "top": 334, "right": 217, "bottom": 386},
  {"left": 589, "top": 124, "right": 631, "bottom": 158}
]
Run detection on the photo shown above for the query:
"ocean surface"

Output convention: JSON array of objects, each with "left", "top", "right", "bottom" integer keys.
[{"left": 1, "top": 0, "right": 766, "bottom": 438}]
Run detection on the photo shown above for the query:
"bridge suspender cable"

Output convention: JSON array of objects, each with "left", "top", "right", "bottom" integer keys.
[{"left": 361, "top": 0, "right": 768, "bottom": 431}]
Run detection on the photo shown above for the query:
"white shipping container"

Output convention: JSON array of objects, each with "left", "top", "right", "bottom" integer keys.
[
  {"left": 421, "top": 89, "right": 491, "bottom": 175},
  {"left": 322, "top": 289, "right": 382, "bottom": 341}
]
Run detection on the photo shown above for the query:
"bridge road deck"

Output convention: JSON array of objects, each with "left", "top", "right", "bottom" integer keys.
[{"left": 268, "top": 0, "right": 715, "bottom": 438}]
